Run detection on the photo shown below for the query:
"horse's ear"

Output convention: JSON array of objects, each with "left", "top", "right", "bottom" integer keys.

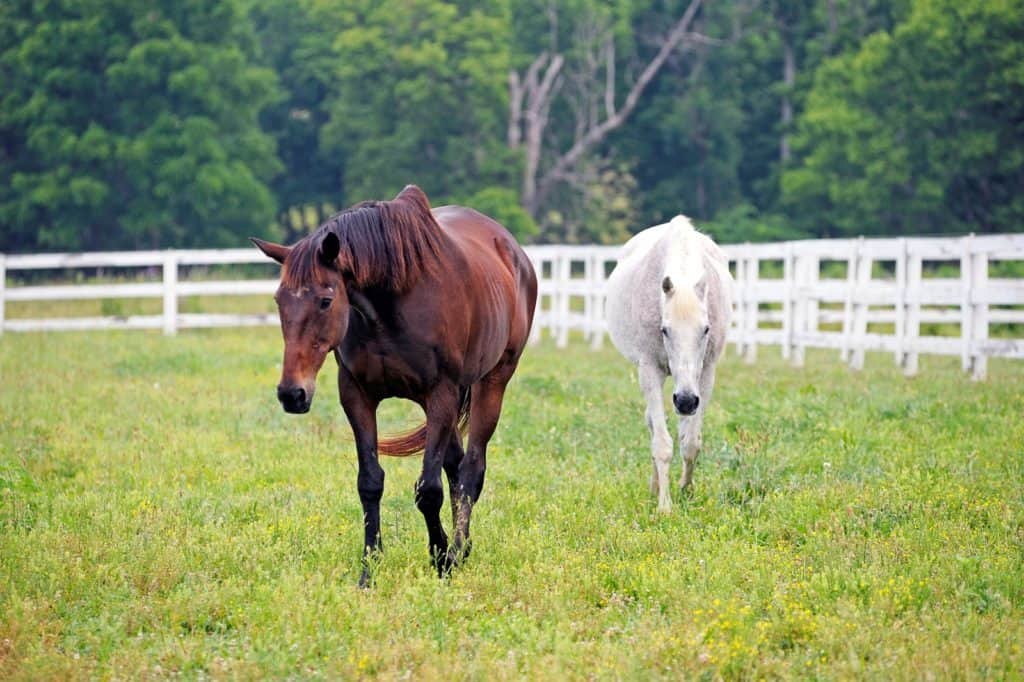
[
  {"left": 662, "top": 276, "right": 674, "bottom": 295},
  {"left": 695, "top": 274, "right": 708, "bottom": 301},
  {"left": 394, "top": 184, "right": 431, "bottom": 211},
  {"left": 318, "top": 232, "right": 341, "bottom": 267},
  {"left": 250, "top": 237, "right": 290, "bottom": 265}
]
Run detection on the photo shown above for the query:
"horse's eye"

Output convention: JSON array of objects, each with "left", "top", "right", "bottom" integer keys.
[
  {"left": 319, "top": 297, "right": 333, "bottom": 311},
  {"left": 660, "top": 326, "right": 669, "bottom": 337},
  {"left": 702, "top": 324, "right": 710, "bottom": 336}
]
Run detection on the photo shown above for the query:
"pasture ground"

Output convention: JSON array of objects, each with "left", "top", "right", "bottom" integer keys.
[{"left": 1, "top": 329, "right": 1022, "bottom": 679}]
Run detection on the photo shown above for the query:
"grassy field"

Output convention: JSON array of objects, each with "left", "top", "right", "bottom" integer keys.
[{"left": 1, "top": 328, "right": 1022, "bottom": 679}]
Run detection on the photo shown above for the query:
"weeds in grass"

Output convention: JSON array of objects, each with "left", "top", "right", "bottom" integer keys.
[{"left": 1, "top": 330, "right": 1022, "bottom": 679}]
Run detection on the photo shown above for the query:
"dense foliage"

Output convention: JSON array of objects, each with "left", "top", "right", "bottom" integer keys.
[{"left": 1, "top": 0, "right": 1021, "bottom": 251}]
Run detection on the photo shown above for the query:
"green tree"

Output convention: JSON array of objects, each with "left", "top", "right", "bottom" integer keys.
[
  {"left": 0, "top": 0, "right": 281, "bottom": 252},
  {"left": 615, "top": 0, "right": 746, "bottom": 226},
  {"left": 247, "top": 0, "right": 344, "bottom": 242},
  {"left": 460, "top": 186, "right": 538, "bottom": 243},
  {"left": 317, "top": 0, "right": 518, "bottom": 209},
  {"left": 616, "top": 0, "right": 904, "bottom": 238},
  {"left": 782, "top": 0, "right": 1024, "bottom": 236}
]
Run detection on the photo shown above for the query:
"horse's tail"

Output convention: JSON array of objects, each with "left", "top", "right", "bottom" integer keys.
[{"left": 378, "top": 387, "right": 472, "bottom": 457}]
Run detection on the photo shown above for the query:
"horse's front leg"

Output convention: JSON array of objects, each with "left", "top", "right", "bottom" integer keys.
[
  {"left": 338, "top": 368, "right": 383, "bottom": 588},
  {"left": 679, "top": 364, "right": 716, "bottom": 491},
  {"left": 678, "top": 413, "right": 703, "bottom": 492},
  {"left": 416, "top": 382, "right": 460, "bottom": 576},
  {"left": 639, "top": 362, "right": 673, "bottom": 513}
]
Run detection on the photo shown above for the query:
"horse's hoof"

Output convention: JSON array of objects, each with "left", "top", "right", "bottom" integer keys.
[
  {"left": 430, "top": 545, "right": 450, "bottom": 574},
  {"left": 436, "top": 543, "right": 472, "bottom": 578},
  {"left": 434, "top": 551, "right": 455, "bottom": 578},
  {"left": 358, "top": 568, "right": 373, "bottom": 589}
]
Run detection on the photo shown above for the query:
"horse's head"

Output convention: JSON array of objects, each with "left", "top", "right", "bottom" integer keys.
[
  {"left": 252, "top": 232, "right": 348, "bottom": 414},
  {"left": 659, "top": 274, "right": 710, "bottom": 416}
]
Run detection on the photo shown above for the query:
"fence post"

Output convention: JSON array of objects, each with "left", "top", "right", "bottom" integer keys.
[
  {"left": 790, "top": 252, "right": 805, "bottom": 366},
  {"left": 970, "top": 247, "right": 989, "bottom": 381},
  {"left": 730, "top": 253, "right": 744, "bottom": 357},
  {"left": 528, "top": 256, "right": 545, "bottom": 345},
  {"left": 589, "top": 253, "right": 605, "bottom": 350},
  {"left": 794, "top": 253, "right": 819, "bottom": 368},
  {"left": 805, "top": 254, "right": 819, "bottom": 362},
  {"left": 0, "top": 253, "right": 6, "bottom": 336},
  {"left": 840, "top": 245, "right": 855, "bottom": 363},
  {"left": 556, "top": 251, "right": 570, "bottom": 348},
  {"left": 782, "top": 245, "right": 794, "bottom": 361},
  {"left": 894, "top": 238, "right": 908, "bottom": 368},
  {"left": 163, "top": 250, "right": 178, "bottom": 336},
  {"left": 743, "top": 254, "right": 758, "bottom": 364},
  {"left": 902, "top": 253, "right": 922, "bottom": 376},
  {"left": 849, "top": 239, "right": 871, "bottom": 370}
]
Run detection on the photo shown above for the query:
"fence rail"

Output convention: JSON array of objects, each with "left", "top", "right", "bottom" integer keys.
[{"left": 2, "top": 233, "right": 1023, "bottom": 379}]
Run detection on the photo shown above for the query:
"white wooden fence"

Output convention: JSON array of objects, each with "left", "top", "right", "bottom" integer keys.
[{"left": 2, "top": 233, "right": 1023, "bottom": 379}]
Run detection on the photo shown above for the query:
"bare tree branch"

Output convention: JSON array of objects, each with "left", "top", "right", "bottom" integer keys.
[
  {"left": 508, "top": 70, "right": 523, "bottom": 148},
  {"left": 604, "top": 36, "right": 616, "bottom": 120},
  {"left": 511, "top": 53, "right": 564, "bottom": 211},
  {"left": 538, "top": 0, "right": 704, "bottom": 203},
  {"left": 683, "top": 31, "right": 725, "bottom": 46},
  {"left": 509, "top": 0, "right": 706, "bottom": 217},
  {"left": 509, "top": 0, "right": 716, "bottom": 221}
]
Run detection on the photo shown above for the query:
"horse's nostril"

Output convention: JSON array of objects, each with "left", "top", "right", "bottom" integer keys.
[
  {"left": 673, "top": 392, "right": 699, "bottom": 415},
  {"left": 277, "top": 386, "right": 312, "bottom": 414},
  {"left": 277, "top": 386, "right": 306, "bottom": 406}
]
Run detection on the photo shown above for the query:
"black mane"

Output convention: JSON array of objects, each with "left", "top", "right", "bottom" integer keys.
[{"left": 281, "top": 186, "right": 445, "bottom": 292}]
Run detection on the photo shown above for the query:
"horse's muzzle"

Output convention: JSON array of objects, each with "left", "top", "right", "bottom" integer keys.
[
  {"left": 278, "top": 385, "right": 311, "bottom": 414},
  {"left": 673, "top": 391, "right": 699, "bottom": 416}
]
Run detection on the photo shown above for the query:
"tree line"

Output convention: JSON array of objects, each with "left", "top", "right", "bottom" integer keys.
[{"left": 1, "top": 0, "right": 1021, "bottom": 253}]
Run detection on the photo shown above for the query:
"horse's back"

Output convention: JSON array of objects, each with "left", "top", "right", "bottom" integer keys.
[
  {"left": 607, "top": 217, "right": 732, "bottom": 366},
  {"left": 432, "top": 205, "right": 537, "bottom": 306},
  {"left": 431, "top": 205, "right": 538, "bottom": 359},
  {"left": 606, "top": 224, "right": 673, "bottom": 365}
]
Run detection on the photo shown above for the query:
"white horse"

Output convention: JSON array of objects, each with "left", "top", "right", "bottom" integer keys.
[{"left": 606, "top": 215, "right": 734, "bottom": 512}]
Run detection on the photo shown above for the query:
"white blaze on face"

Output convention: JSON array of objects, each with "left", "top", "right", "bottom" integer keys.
[{"left": 660, "top": 275, "right": 710, "bottom": 410}]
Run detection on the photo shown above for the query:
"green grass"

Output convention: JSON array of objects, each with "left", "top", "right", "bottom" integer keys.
[{"left": 1, "top": 329, "right": 1022, "bottom": 679}]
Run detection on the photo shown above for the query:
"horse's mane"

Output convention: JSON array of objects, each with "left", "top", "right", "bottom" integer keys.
[
  {"left": 664, "top": 216, "right": 707, "bottom": 286},
  {"left": 282, "top": 185, "right": 446, "bottom": 292}
]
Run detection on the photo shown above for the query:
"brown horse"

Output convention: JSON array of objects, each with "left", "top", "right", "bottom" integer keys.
[{"left": 252, "top": 185, "right": 537, "bottom": 585}]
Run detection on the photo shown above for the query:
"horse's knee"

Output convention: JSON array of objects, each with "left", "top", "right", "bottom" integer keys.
[
  {"left": 357, "top": 469, "right": 384, "bottom": 504},
  {"left": 680, "top": 426, "right": 702, "bottom": 459},
  {"left": 443, "top": 439, "right": 464, "bottom": 469},
  {"left": 460, "top": 449, "right": 487, "bottom": 502},
  {"left": 651, "top": 432, "right": 672, "bottom": 464},
  {"left": 464, "top": 468, "right": 486, "bottom": 502},
  {"left": 682, "top": 442, "right": 700, "bottom": 466},
  {"left": 414, "top": 478, "right": 444, "bottom": 515}
]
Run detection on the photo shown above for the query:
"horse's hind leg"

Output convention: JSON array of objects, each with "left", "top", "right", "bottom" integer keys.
[
  {"left": 442, "top": 431, "right": 465, "bottom": 531},
  {"left": 639, "top": 362, "right": 673, "bottom": 513},
  {"left": 447, "top": 358, "right": 517, "bottom": 568},
  {"left": 416, "top": 382, "right": 460, "bottom": 576}
]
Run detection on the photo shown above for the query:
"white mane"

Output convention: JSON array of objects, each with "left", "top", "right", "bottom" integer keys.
[{"left": 662, "top": 215, "right": 706, "bottom": 290}]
